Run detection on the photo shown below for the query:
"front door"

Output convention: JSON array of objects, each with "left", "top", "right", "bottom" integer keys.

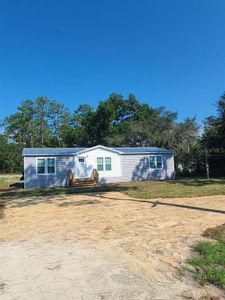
[{"left": 77, "top": 157, "right": 87, "bottom": 178}]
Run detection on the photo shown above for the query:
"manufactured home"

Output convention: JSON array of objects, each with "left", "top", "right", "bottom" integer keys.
[{"left": 22, "top": 145, "right": 175, "bottom": 188}]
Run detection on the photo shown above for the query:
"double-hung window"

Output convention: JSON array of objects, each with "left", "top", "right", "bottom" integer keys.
[
  {"left": 97, "top": 157, "right": 112, "bottom": 171},
  {"left": 37, "top": 158, "right": 45, "bottom": 174},
  {"left": 47, "top": 158, "right": 55, "bottom": 174},
  {"left": 97, "top": 157, "right": 104, "bottom": 171},
  {"left": 37, "top": 157, "right": 56, "bottom": 174},
  {"left": 149, "top": 155, "right": 163, "bottom": 169},
  {"left": 105, "top": 157, "right": 112, "bottom": 170}
]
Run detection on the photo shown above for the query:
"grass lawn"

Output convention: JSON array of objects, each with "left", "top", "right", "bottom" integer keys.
[
  {"left": 186, "top": 221, "right": 225, "bottom": 289},
  {"left": 119, "top": 178, "right": 225, "bottom": 199},
  {"left": 0, "top": 174, "right": 21, "bottom": 188},
  {"left": 1, "top": 176, "right": 225, "bottom": 201},
  {"left": 187, "top": 241, "right": 225, "bottom": 288}
]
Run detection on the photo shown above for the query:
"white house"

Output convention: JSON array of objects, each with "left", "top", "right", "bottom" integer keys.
[{"left": 22, "top": 145, "right": 175, "bottom": 188}]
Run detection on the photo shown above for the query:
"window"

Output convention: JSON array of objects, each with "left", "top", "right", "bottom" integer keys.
[
  {"left": 149, "top": 155, "right": 163, "bottom": 169},
  {"left": 97, "top": 157, "right": 104, "bottom": 171},
  {"left": 149, "top": 156, "right": 156, "bottom": 169},
  {"left": 97, "top": 157, "right": 112, "bottom": 171},
  {"left": 48, "top": 158, "right": 55, "bottom": 174},
  {"left": 156, "top": 156, "right": 162, "bottom": 169},
  {"left": 37, "top": 158, "right": 56, "bottom": 175},
  {"left": 105, "top": 157, "right": 112, "bottom": 171},
  {"left": 37, "top": 159, "right": 45, "bottom": 174}
]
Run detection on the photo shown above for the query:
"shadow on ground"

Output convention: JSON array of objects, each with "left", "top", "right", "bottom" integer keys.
[
  {"left": 4, "top": 189, "right": 225, "bottom": 216},
  {"left": 89, "top": 193, "right": 225, "bottom": 215},
  {"left": 59, "top": 199, "right": 101, "bottom": 207},
  {"left": 0, "top": 184, "right": 136, "bottom": 201}
]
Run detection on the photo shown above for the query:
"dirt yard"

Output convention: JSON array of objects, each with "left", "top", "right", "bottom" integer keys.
[{"left": 1, "top": 192, "right": 225, "bottom": 299}]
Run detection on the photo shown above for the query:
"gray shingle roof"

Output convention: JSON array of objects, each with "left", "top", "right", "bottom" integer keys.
[{"left": 22, "top": 146, "right": 173, "bottom": 156}]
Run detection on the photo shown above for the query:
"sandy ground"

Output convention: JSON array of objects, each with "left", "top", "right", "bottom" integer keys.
[{"left": 1, "top": 192, "right": 225, "bottom": 299}]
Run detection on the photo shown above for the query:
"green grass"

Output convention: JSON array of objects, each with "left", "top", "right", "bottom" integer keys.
[
  {"left": 0, "top": 177, "right": 5, "bottom": 183},
  {"left": 1, "top": 177, "right": 225, "bottom": 201},
  {"left": 0, "top": 174, "right": 21, "bottom": 184},
  {"left": 187, "top": 217, "right": 225, "bottom": 289},
  {"left": 119, "top": 178, "right": 225, "bottom": 199},
  {"left": 0, "top": 174, "right": 22, "bottom": 190},
  {"left": 187, "top": 241, "right": 225, "bottom": 288}
]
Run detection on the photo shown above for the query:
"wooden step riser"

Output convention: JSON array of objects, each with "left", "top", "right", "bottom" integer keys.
[
  {"left": 74, "top": 185, "right": 98, "bottom": 189},
  {"left": 73, "top": 181, "right": 97, "bottom": 185},
  {"left": 74, "top": 181, "right": 96, "bottom": 185}
]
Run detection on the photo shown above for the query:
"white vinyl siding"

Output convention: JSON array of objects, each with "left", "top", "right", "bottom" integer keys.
[
  {"left": 82, "top": 148, "right": 122, "bottom": 179},
  {"left": 121, "top": 154, "right": 174, "bottom": 181},
  {"left": 24, "top": 155, "right": 74, "bottom": 188}
]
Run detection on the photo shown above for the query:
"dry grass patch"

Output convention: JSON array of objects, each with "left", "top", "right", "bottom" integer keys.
[{"left": 203, "top": 223, "right": 225, "bottom": 243}]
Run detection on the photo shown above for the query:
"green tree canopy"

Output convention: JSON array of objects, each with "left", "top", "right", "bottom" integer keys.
[{"left": 1, "top": 93, "right": 201, "bottom": 175}]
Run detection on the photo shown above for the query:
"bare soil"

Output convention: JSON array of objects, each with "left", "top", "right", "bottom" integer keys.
[{"left": 1, "top": 192, "right": 225, "bottom": 299}]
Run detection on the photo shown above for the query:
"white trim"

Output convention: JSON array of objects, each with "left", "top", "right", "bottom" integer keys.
[
  {"left": 119, "top": 151, "right": 172, "bottom": 155},
  {"left": 149, "top": 155, "right": 163, "bottom": 170},
  {"left": 105, "top": 157, "right": 112, "bottom": 171},
  {"left": 97, "top": 157, "right": 104, "bottom": 172},
  {"left": 97, "top": 156, "right": 112, "bottom": 172},
  {"left": 76, "top": 156, "right": 88, "bottom": 178},
  {"left": 77, "top": 145, "right": 122, "bottom": 155},
  {"left": 36, "top": 157, "right": 56, "bottom": 175}
]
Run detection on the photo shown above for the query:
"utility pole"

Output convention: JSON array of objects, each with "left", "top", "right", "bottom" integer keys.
[{"left": 205, "top": 144, "right": 209, "bottom": 179}]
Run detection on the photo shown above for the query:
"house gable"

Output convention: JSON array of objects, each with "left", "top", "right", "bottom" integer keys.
[{"left": 76, "top": 145, "right": 122, "bottom": 155}]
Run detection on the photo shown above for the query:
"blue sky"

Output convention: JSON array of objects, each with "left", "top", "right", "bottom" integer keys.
[{"left": 0, "top": 0, "right": 225, "bottom": 123}]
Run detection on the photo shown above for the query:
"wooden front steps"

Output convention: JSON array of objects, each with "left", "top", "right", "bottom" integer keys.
[
  {"left": 73, "top": 178, "right": 98, "bottom": 187},
  {"left": 68, "top": 169, "right": 99, "bottom": 188}
]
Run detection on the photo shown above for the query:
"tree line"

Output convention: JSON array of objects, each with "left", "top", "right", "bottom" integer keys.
[{"left": 0, "top": 92, "right": 224, "bottom": 177}]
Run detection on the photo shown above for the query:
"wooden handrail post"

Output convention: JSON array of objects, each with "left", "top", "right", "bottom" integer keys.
[
  {"left": 92, "top": 168, "right": 99, "bottom": 184},
  {"left": 68, "top": 170, "right": 75, "bottom": 186}
]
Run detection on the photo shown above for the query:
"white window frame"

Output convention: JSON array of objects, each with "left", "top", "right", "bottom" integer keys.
[
  {"left": 36, "top": 157, "right": 56, "bottom": 175},
  {"left": 149, "top": 155, "right": 163, "bottom": 170},
  {"left": 97, "top": 157, "right": 104, "bottom": 171},
  {"left": 105, "top": 157, "right": 112, "bottom": 171},
  {"left": 96, "top": 157, "right": 112, "bottom": 172}
]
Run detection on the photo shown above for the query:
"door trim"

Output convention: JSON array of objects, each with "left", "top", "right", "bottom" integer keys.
[{"left": 76, "top": 156, "right": 87, "bottom": 178}]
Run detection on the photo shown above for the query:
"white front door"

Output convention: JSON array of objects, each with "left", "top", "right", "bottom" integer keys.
[{"left": 77, "top": 157, "right": 87, "bottom": 178}]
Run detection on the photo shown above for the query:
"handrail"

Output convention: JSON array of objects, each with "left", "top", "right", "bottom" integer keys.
[{"left": 68, "top": 168, "right": 98, "bottom": 186}]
